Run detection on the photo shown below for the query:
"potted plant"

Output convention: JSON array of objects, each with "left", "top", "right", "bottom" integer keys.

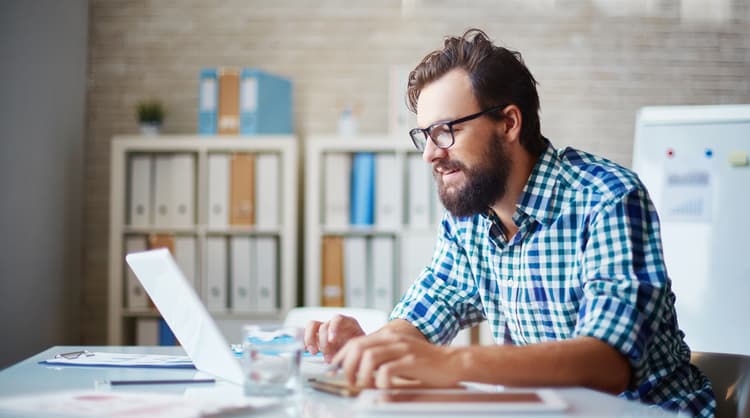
[{"left": 136, "top": 100, "right": 165, "bottom": 135}]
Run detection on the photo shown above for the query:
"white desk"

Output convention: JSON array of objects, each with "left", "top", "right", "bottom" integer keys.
[{"left": 0, "top": 346, "right": 678, "bottom": 417}]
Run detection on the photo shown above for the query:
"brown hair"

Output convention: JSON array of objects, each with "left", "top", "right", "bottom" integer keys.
[{"left": 407, "top": 29, "right": 545, "bottom": 156}]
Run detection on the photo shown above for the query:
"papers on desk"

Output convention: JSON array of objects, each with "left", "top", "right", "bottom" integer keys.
[
  {"left": 40, "top": 351, "right": 194, "bottom": 369},
  {"left": 0, "top": 390, "right": 278, "bottom": 418}
]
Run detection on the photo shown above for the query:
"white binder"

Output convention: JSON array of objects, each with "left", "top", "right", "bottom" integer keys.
[
  {"left": 370, "top": 236, "right": 395, "bottom": 312},
  {"left": 323, "top": 153, "right": 351, "bottom": 227},
  {"left": 171, "top": 154, "right": 195, "bottom": 227},
  {"left": 375, "top": 153, "right": 403, "bottom": 228},
  {"left": 407, "top": 154, "right": 431, "bottom": 227},
  {"left": 205, "top": 237, "right": 228, "bottom": 312},
  {"left": 207, "top": 153, "right": 230, "bottom": 227},
  {"left": 174, "top": 236, "right": 197, "bottom": 291},
  {"left": 124, "top": 235, "right": 149, "bottom": 309},
  {"left": 255, "top": 236, "right": 278, "bottom": 312},
  {"left": 230, "top": 236, "right": 254, "bottom": 313},
  {"left": 153, "top": 154, "right": 174, "bottom": 226},
  {"left": 399, "top": 231, "right": 436, "bottom": 293},
  {"left": 344, "top": 236, "right": 368, "bottom": 308},
  {"left": 128, "top": 154, "right": 152, "bottom": 227},
  {"left": 255, "top": 153, "right": 280, "bottom": 227},
  {"left": 135, "top": 318, "right": 159, "bottom": 346}
]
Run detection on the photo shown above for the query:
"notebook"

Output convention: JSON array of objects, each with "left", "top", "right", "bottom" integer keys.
[{"left": 126, "top": 248, "right": 245, "bottom": 384}]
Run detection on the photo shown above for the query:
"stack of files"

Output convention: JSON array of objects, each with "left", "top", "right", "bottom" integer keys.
[
  {"left": 320, "top": 235, "right": 397, "bottom": 310},
  {"left": 229, "top": 236, "right": 278, "bottom": 313},
  {"left": 208, "top": 152, "right": 280, "bottom": 228},
  {"left": 198, "top": 67, "right": 293, "bottom": 135},
  {"left": 129, "top": 153, "right": 195, "bottom": 228}
]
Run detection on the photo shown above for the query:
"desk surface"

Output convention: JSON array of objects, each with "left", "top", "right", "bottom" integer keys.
[{"left": 0, "top": 346, "right": 678, "bottom": 418}]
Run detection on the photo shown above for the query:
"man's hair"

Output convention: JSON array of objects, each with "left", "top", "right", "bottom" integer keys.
[{"left": 407, "top": 28, "right": 546, "bottom": 156}]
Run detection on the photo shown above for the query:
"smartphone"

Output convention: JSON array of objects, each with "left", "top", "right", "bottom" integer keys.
[{"left": 307, "top": 378, "right": 362, "bottom": 397}]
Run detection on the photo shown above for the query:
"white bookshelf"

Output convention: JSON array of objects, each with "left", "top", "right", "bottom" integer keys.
[
  {"left": 108, "top": 135, "right": 298, "bottom": 345},
  {"left": 303, "top": 135, "right": 443, "bottom": 309}
]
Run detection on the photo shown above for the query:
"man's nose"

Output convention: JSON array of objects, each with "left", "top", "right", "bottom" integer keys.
[{"left": 422, "top": 137, "right": 447, "bottom": 164}]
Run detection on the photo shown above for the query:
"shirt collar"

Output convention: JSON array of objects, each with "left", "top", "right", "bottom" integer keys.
[{"left": 514, "top": 140, "right": 561, "bottom": 226}]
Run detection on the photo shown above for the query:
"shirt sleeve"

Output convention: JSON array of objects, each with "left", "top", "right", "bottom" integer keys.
[
  {"left": 390, "top": 216, "right": 487, "bottom": 345},
  {"left": 574, "top": 187, "right": 670, "bottom": 373}
]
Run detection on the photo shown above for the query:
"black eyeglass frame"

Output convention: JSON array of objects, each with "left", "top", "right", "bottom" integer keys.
[{"left": 409, "top": 103, "right": 510, "bottom": 152}]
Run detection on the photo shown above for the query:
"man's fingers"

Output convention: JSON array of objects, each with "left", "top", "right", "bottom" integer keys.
[
  {"left": 375, "top": 355, "right": 417, "bottom": 388},
  {"left": 304, "top": 321, "right": 322, "bottom": 354},
  {"left": 318, "top": 321, "right": 330, "bottom": 354},
  {"left": 327, "top": 314, "right": 347, "bottom": 342},
  {"left": 357, "top": 344, "right": 408, "bottom": 388}
]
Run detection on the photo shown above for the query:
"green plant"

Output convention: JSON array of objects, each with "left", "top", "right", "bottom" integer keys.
[{"left": 136, "top": 100, "right": 165, "bottom": 124}]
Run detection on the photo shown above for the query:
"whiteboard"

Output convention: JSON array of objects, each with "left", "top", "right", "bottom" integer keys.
[
  {"left": 633, "top": 105, "right": 750, "bottom": 355},
  {"left": 632, "top": 105, "right": 750, "bottom": 356}
]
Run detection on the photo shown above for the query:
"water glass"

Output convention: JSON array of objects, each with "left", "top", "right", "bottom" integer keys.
[{"left": 242, "top": 324, "right": 304, "bottom": 397}]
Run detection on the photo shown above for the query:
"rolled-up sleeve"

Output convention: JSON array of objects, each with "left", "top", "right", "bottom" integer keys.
[{"left": 574, "top": 188, "right": 669, "bottom": 374}]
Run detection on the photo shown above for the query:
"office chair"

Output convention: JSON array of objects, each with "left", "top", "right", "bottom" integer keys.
[
  {"left": 283, "top": 306, "right": 389, "bottom": 335},
  {"left": 691, "top": 351, "right": 750, "bottom": 418}
]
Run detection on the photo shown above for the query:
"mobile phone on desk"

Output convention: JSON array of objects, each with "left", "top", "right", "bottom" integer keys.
[
  {"left": 307, "top": 375, "right": 433, "bottom": 398},
  {"left": 307, "top": 377, "right": 362, "bottom": 397}
]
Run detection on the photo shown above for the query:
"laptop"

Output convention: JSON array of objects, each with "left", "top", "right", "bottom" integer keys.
[{"left": 126, "top": 248, "right": 245, "bottom": 384}]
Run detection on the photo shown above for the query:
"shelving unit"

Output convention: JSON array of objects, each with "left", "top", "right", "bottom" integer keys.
[
  {"left": 108, "top": 135, "right": 298, "bottom": 345},
  {"left": 303, "top": 135, "right": 443, "bottom": 310}
]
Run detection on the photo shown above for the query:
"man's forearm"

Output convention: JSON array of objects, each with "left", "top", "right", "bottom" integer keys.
[
  {"left": 448, "top": 336, "right": 631, "bottom": 394},
  {"left": 376, "top": 318, "right": 428, "bottom": 341}
]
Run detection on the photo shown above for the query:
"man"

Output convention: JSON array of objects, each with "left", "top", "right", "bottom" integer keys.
[{"left": 305, "top": 29, "right": 714, "bottom": 417}]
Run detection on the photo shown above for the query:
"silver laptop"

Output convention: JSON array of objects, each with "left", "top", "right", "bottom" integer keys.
[{"left": 126, "top": 248, "right": 245, "bottom": 384}]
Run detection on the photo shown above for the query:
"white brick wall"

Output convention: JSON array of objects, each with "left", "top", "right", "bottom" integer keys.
[{"left": 81, "top": 0, "right": 750, "bottom": 343}]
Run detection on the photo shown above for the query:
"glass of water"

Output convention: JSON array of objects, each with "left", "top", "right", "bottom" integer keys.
[{"left": 242, "top": 324, "right": 304, "bottom": 397}]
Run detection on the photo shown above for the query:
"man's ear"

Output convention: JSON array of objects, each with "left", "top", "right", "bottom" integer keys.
[{"left": 498, "top": 104, "right": 522, "bottom": 144}]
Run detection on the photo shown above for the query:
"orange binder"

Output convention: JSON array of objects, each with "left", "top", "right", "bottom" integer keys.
[
  {"left": 147, "top": 233, "right": 175, "bottom": 254},
  {"left": 321, "top": 235, "right": 345, "bottom": 306},
  {"left": 218, "top": 68, "right": 240, "bottom": 135},
  {"left": 145, "top": 233, "right": 175, "bottom": 309},
  {"left": 230, "top": 152, "right": 256, "bottom": 225}
]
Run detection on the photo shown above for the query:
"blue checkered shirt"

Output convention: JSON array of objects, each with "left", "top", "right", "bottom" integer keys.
[{"left": 392, "top": 142, "right": 715, "bottom": 417}]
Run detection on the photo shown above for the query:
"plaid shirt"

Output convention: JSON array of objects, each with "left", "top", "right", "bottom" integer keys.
[{"left": 392, "top": 142, "right": 715, "bottom": 417}]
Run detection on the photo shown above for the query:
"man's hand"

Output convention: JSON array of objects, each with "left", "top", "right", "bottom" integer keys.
[
  {"left": 330, "top": 330, "right": 461, "bottom": 389},
  {"left": 304, "top": 314, "right": 366, "bottom": 362}
]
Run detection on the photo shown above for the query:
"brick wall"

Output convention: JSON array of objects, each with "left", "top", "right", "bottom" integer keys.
[{"left": 81, "top": 0, "right": 750, "bottom": 343}]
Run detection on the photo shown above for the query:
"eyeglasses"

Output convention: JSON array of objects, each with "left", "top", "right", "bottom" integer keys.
[
  {"left": 409, "top": 104, "right": 509, "bottom": 152},
  {"left": 55, "top": 350, "right": 94, "bottom": 359}
]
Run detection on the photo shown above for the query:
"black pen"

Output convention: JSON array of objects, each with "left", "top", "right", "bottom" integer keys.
[{"left": 108, "top": 378, "right": 215, "bottom": 386}]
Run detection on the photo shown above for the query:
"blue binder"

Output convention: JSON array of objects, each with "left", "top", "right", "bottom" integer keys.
[
  {"left": 240, "top": 68, "right": 293, "bottom": 135},
  {"left": 158, "top": 318, "right": 177, "bottom": 346},
  {"left": 198, "top": 68, "right": 218, "bottom": 135},
  {"left": 350, "top": 153, "right": 375, "bottom": 225}
]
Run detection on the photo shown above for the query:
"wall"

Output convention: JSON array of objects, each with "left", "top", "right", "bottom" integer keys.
[
  {"left": 0, "top": 0, "right": 88, "bottom": 366},
  {"left": 81, "top": 0, "right": 750, "bottom": 344}
]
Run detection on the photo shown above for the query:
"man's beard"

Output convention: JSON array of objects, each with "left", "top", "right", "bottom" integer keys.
[{"left": 434, "top": 134, "right": 511, "bottom": 218}]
